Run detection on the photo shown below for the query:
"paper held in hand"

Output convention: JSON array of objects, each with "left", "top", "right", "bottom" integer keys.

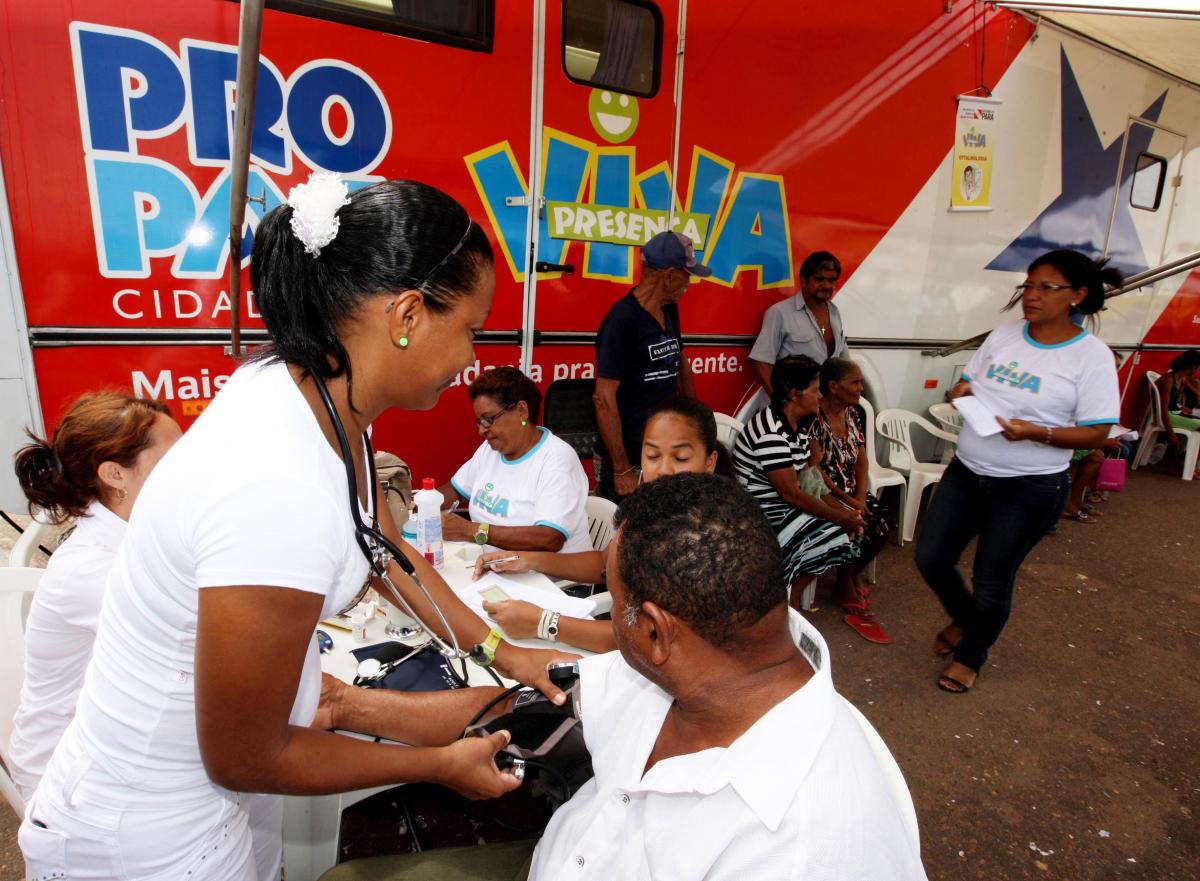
[
  {"left": 456, "top": 572, "right": 597, "bottom": 621},
  {"left": 952, "top": 395, "right": 1012, "bottom": 437}
]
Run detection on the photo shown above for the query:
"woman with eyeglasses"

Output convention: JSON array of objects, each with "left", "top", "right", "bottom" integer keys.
[
  {"left": 438, "top": 366, "right": 590, "bottom": 553},
  {"left": 18, "top": 178, "right": 571, "bottom": 881},
  {"left": 916, "top": 249, "right": 1122, "bottom": 694}
]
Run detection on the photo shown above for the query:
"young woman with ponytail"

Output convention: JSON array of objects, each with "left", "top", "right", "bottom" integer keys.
[
  {"left": 9, "top": 392, "right": 179, "bottom": 798},
  {"left": 916, "top": 250, "right": 1123, "bottom": 694}
]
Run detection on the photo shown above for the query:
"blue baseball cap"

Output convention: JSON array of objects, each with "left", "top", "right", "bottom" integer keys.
[{"left": 642, "top": 231, "right": 712, "bottom": 277}]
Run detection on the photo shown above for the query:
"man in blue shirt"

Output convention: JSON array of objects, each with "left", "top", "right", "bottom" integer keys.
[
  {"left": 592, "top": 232, "right": 710, "bottom": 499},
  {"left": 749, "top": 251, "right": 849, "bottom": 393}
]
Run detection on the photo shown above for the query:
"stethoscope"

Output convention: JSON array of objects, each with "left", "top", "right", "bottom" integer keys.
[{"left": 311, "top": 372, "right": 475, "bottom": 684}]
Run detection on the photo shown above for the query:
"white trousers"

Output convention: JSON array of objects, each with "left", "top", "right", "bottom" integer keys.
[{"left": 19, "top": 741, "right": 281, "bottom": 881}]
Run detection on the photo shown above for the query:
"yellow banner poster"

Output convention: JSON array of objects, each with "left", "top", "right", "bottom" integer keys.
[
  {"left": 546, "top": 201, "right": 711, "bottom": 248},
  {"left": 950, "top": 95, "right": 1001, "bottom": 212}
]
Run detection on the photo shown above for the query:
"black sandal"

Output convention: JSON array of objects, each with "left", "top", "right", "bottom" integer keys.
[{"left": 937, "top": 675, "right": 972, "bottom": 693}]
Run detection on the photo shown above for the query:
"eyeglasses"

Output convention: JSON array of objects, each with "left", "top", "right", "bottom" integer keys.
[
  {"left": 1014, "top": 282, "right": 1074, "bottom": 296},
  {"left": 474, "top": 401, "right": 517, "bottom": 430}
]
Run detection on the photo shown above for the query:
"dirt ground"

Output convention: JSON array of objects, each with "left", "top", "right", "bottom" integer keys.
[
  {"left": 811, "top": 466, "right": 1198, "bottom": 880},
  {"left": 0, "top": 466, "right": 1196, "bottom": 880}
]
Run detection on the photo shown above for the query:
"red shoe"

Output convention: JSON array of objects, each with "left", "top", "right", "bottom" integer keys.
[{"left": 844, "top": 612, "right": 893, "bottom": 644}]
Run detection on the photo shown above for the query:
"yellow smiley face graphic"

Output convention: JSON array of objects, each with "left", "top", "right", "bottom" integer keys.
[{"left": 588, "top": 89, "right": 639, "bottom": 144}]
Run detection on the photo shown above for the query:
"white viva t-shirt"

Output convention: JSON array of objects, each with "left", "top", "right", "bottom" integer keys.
[
  {"left": 958, "top": 320, "right": 1119, "bottom": 477},
  {"left": 451, "top": 428, "right": 591, "bottom": 553},
  {"left": 60, "top": 360, "right": 369, "bottom": 796},
  {"left": 8, "top": 501, "right": 124, "bottom": 800}
]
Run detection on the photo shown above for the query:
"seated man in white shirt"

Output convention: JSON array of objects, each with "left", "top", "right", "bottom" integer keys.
[{"left": 319, "top": 473, "right": 926, "bottom": 881}]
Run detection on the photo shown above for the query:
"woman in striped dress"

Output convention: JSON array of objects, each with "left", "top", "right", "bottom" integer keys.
[{"left": 734, "top": 355, "right": 862, "bottom": 608}]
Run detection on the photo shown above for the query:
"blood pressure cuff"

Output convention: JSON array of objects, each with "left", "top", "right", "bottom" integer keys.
[
  {"left": 350, "top": 641, "right": 463, "bottom": 692},
  {"left": 464, "top": 682, "right": 593, "bottom": 806}
]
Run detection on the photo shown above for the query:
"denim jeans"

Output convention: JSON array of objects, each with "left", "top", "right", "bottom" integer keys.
[{"left": 915, "top": 457, "right": 1069, "bottom": 672}]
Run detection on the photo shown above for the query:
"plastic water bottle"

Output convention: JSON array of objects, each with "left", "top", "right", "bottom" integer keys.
[
  {"left": 413, "top": 478, "right": 445, "bottom": 569},
  {"left": 401, "top": 520, "right": 419, "bottom": 550}
]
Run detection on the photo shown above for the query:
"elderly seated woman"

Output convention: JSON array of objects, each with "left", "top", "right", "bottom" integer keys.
[
  {"left": 733, "top": 355, "right": 862, "bottom": 611},
  {"left": 811, "top": 358, "right": 896, "bottom": 643},
  {"left": 440, "top": 365, "right": 591, "bottom": 552}
]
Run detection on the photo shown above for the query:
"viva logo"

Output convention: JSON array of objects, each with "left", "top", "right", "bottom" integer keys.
[
  {"left": 72, "top": 22, "right": 791, "bottom": 290},
  {"left": 472, "top": 483, "right": 509, "bottom": 518},
  {"left": 465, "top": 134, "right": 793, "bottom": 288},
  {"left": 986, "top": 361, "right": 1041, "bottom": 393}
]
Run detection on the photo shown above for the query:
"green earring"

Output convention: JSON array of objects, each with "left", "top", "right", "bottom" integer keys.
[
  {"left": 521, "top": 420, "right": 527, "bottom": 426},
  {"left": 397, "top": 336, "right": 409, "bottom": 348}
]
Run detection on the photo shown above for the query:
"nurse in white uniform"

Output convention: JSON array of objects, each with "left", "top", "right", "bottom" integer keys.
[
  {"left": 9, "top": 391, "right": 179, "bottom": 800},
  {"left": 18, "top": 176, "right": 570, "bottom": 880}
]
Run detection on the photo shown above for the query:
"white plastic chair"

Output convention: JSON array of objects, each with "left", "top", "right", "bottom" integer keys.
[
  {"left": 733, "top": 387, "right": 769, "bottom": 424},
  {"left": 845, "top": 700, "right": 921, "bottom": 850},
  {"left": 8, "top": 508, "right": 62, "bottom": 568},
  {"left": 859, "top": 397, "right": 907, "bottom": 546},
  {"left": 582, "top": 495, "right": 618, "bottom": 614},
  {"left": 713, "top": 412, "right": 745, "bottom": 452},
  {"left": 927, "top": 402, "right": 963, "bottom": 434},
  {"left": 585, "top": 495, "right": 618, "bottom": 551},
  {"left": 1132, "top": 370, "right": 1200, "bottom": 480},
  {"left": 875, "top": 409, "right": 958, "bottom": 544},
  {"left": 927, "top": 402, "right": 963, "bottom": 465},
  {"left": 0, "top": 566, "right": 43, "bottom": 816},
  {"left": 1131, "top": 371, "right": 1161, "bottom": 469},
  {"left": 555, "top": 496, "right": 619, "bottom": 615}
]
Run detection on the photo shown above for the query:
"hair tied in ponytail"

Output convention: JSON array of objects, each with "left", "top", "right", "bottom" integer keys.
[
  {"left": 48, "top": 443, "right": 64, "bottom": 476},
  {"left": 287, "top": 172, "right": 350, "bottom": 257}
]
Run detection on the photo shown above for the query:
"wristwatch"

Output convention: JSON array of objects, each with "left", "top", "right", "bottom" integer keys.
[
  {"left": 474, "top": 522, "right": 491, "bottom": 545},
  {"left": 470, "top": 627, "right": 504, "bottom": 667},
  {"left": 546, "top": 611, "right": 561, "bottom": 642}
]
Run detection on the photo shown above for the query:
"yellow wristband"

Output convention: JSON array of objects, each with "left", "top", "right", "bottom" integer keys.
[
  {"left": 484, "top": 627, "right": 503, "bottom": 652},
  {"left": 470, "top": 627, "right": 504, "bottom": 667}
]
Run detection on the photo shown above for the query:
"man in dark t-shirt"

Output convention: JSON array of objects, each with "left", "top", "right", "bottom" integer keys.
[{"left": 593, "top": 232, "right": 711, "bottom": 500}]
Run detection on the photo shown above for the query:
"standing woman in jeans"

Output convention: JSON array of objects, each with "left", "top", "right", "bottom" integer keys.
[{"left": 916, "top": 249, "right": 1122, "bottom": 693}]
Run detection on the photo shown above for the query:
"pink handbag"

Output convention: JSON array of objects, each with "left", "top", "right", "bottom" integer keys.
[{"left": 1095, "top": 457, "right": 1126, "bottom": 492}]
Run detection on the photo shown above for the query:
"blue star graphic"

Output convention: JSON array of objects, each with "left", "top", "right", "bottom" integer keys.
[{"left": 988, "top": 48, "right": 1167, "bottom": 277}]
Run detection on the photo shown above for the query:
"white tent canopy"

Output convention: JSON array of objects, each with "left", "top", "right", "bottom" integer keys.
[{"left": 997, "top": 2, "right": 1200, "bottom": 86}]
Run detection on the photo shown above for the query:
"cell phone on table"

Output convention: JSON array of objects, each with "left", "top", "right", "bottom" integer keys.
[{"left": 480, "top": 586, "right": 510, "bottom": 603}]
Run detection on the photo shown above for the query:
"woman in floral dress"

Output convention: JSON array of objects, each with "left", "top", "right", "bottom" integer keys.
[{"left": 812, "top": 358, "right": 896, "bottom": 643}]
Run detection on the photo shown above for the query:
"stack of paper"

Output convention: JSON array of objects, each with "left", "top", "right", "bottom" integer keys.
[{"left": 953, "top": 396, "right": 1012, "bottom": 437}]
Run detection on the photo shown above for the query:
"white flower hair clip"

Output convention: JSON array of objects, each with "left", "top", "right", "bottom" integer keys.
[{"left": 287, "top": 171, "right": 351, "bottom": 257}]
